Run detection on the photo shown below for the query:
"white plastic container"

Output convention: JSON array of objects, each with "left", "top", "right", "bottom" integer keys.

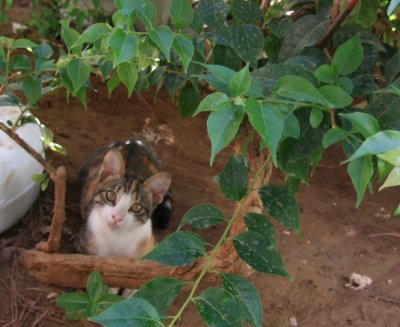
[{"left": 0, "top": 104, "right": 44, "bottom": 233}]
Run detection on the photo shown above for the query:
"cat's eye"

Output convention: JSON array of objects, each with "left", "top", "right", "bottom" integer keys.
[
  {"left": 103, "top": 191, "right": 116, "bottom": 204},
  {"left": 130, "top": 203, "right": 143, "bottom": 213}
]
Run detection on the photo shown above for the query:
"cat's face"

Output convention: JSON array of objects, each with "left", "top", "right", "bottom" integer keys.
[
  {"left": 92, "top": 179, "right": 151, "bottom": 230},
  {"left": 88, "top": 148, "right": 171, "bottom": 231}
]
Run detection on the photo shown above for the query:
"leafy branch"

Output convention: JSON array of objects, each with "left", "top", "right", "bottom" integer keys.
[{"left": 167, "top": 154, "right": 272, "bottom": 326}]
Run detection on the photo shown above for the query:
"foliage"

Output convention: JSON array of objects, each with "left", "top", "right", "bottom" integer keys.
[{"left": 2, "top": 0, "right": 400, "bottom": 326}]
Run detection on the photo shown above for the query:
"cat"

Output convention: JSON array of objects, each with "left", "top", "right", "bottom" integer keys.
[{"left": 74, "top": 135, "right": 172, "bottom": 258}]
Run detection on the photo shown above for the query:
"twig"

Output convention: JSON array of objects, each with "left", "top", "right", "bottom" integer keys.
[
  {"left": 35, "top": 166, "right": 67, "bottom": 253},
  {"left": 368, "top": 233, "right": 400, "bottom": 239},
  {"left": 260, "top": 0, "right": 271, "bottom": 14},
  {"left": 0, "top": 121, "right": 55, "bottom": 174},
  {"left": 316, "top": 0, "right": 360, "bottom": 48}
]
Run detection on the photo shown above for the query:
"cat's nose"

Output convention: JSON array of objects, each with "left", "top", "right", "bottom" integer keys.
[{"left": 112, "top": 214, "right": 123, "bottom": 222}]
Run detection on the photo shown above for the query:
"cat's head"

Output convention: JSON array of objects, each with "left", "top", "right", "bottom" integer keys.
[{"left": 90, "top": 148, "right": 171, "bottom": 231}]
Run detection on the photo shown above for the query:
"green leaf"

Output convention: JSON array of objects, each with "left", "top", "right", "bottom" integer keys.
[
  {"left": 107, "top": 73, "right": 120, "bottom": 97},
  {"left": 348, "top": 0, "right": 379, "bottom": 28},
  {"left": 108, "top": 29, "right": 139, "bottom": 67},
  {"left": 87, "top": 272, "right": 107, "bottom": 303},
  {"left": 61, "top": 25, "right": 80, "bottom": 52},
  {"left": 219, "top": 154, "right": 248, "bottom": 201},
  {"left": 380, "top": 167, "right": 400, "bottom": 191},
  {"left": 388, "top": 0, "right": 400, "bottom": 15},
  {"left": 89, "top": 297, "right": 163, "bottom": 327},
  {"left": 179, "top": 204, "right": 225, "bottom": 229},
  {"left": 279, "top": 15, "right": 329, "bottom": 61},
  {"left": 170, "top": 0, "right": 193, "bottom": 29},
  {"left": 230, "top": 24, "right": 264, "bottom": 66},
  {"left": 283, "top": 112, "right": 300, "bottom": 139},
  {"left": 142, "top": 231, "right": 206, "bottom": 266},
  {"left": 274, "top": 75, "right": 329, "bottom": 107},
  {"left": 148, "top": 25, "right": 174, "bottom": 62},
  {"left": 259, "top": 185, "right": 300, "bottom": 233},
  {"left": 322, "top": 127, "right": 350, "bottom": 148},
  {"left": 377, "top": 158, "right": 393, "bottom": 183},
  {"left": 178, "top": 83, "right": 200, "bottom": 118},
  {"left": 172, "top": 35, "right": 194, "bottom": 73},
  {"left": 197, "top": 63, "right": 238, "bottom": 95},
  {"left": 194, "top": 288, "right": 242, "bottom": 327},
  {"left": 347, "top": 155, "right": 374, "bottom": 206},
  {"left": 230, "top": 0, "right": 263, "bottom": 24},
  {"left": 385, "top": 53, "right": 400, "bottom": 84},
  {"left": 338, "top": 76, "right": 354, "bottom": 94},
  {"left": 365, "top": 93, "right": 400, "bottom": 131},
  {"left": 319, "top": 85, "right": 353, "bottom": 109},
  {"left": 252, "top": 63, "right": 318, "bottom": 97},
  {"left": 245, "top": 99, "right": 284, "bottom": 165},
  {"left": 134, "top": 278, "right": 183, "bottom": 317},
  {"left": 332, "top": 35, "right": 363, "bottom": 76},
  {"left": 244, "top": 213, "right": 275, "bottom": 245},
  {"left": 346, "top": 131, "right": 400, "bottom": 162},
  {"left": 117, "top": 61, "right": 138, "bottom": 97},
  {"left": 12, "top": 55, "right": 32, "bottom": 72},
  {"left": 229, "top": 63, "right": 251, "bottom": 96},
  {"left": 198, "top": 0, "right": 229, "bottom": 26},
  {"left": 207, "top": 104, "right": 244, "bottom": 165},
  {"left": 73, "top": 23, "right": 111, "bottom": 48},
  {"left": 278, "top": 111, "right": 328, "bottom": 181},
  {"left": 212, "top": 45, "right": 242, "bottom": 71},
  {"left": 12, "top": 38, "right": 37, "bottom": 49},
  {"left": 377, "top": 148, "right": 400, "bottom": 166},
  {"left": 195, "top": 92, "right": 230, "bottom": 115},
  {"left": 220, "top": 273, "right": 263, "bottom": 327},
  {"left": 310, "top": 108, "right": 324, "bottom": 128},
  {"left": 34, "top": 42, "right": 53, "bottom": 59},
  {"left": 339, "top": 112, "right": 380, "bottom": 138},
  {"left": 393, "top": 203, "right": 400, "bottom": 216},
  {"left": 233, "top": 231, "right": 289, "bottom": 277},
  {"left": 115, "top": 0, "right": 156, "bottom": 28},
  {"left": 314, "top": 64, "right": 336, "bottom": 84},
  {"left": 22, "top": 77, "right": 41, "bottom": 105},
  {"left": 164, "top": 73, "right": 186, "bottom": 98},
  {"left": 56, "top": 292, "right": 90, "bottom": 320},
  {"left": 66, "top": 59, "right": 91, "bottom": 94}
]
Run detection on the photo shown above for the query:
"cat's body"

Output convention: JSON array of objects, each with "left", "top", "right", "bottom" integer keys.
[{"left": 75, "top": 136, "right": 172, "bottom": 257}]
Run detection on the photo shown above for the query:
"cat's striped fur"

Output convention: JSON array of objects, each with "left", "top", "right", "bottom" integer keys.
[{"left": 75, "top": 136, "right": 172, "bottom": 257}]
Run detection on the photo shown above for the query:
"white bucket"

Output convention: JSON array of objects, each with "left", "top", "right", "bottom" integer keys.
[{"left": 0, "top": 104, "right": 44, "bottom": 233}]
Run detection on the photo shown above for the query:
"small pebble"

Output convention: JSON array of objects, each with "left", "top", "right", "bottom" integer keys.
[{"left": 289, "top": 316, "right": 298, "bottom": 327}]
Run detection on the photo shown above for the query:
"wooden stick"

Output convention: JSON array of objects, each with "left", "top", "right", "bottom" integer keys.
[{"left": 35, "top": 166, "right": 67, "bottom": 253}]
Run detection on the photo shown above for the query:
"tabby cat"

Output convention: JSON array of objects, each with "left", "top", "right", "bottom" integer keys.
[{"left": 75, "top": 136, "right": 172, "bottom": 257}]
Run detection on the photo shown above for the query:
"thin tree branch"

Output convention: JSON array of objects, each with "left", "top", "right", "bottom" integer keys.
[
  {"left": 316, "top": 0, "right": 360, "bottom": 49},
  {"left": 0, "top": 121, "right": 55, "bottom": 174}
]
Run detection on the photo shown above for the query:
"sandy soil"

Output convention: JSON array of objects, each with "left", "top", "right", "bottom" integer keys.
[{"left": 1, "top": 3, "right": 400, "bottom": 326}]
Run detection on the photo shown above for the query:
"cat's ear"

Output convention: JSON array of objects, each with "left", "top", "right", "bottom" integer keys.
[
  {"left": 99, "top": 148, "right": 125, "bottom": 181},
  {"left": 144, "top": 172, "right": 171, "bottom": 206}
]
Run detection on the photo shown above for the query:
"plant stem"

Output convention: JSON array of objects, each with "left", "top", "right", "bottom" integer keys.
[
  {"left": 260, "top": 0, "right": 271, "bottom": 14},
  {"left": 316, "top": 0, "right": 360, "bottom": 48},
  {"left": 261, "top": 98, "right": 328, "bottom": 111},
  {"left": 167, "top": 155, "right": 272, "bottom": 327}
]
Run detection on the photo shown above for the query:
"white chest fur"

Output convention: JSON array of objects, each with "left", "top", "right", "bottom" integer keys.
[{"left": 87, "top": 208, "right": 153, "bottom": 257}]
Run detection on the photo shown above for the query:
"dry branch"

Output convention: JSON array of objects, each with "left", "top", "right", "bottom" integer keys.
[{"left": 35, "top": 166, "right": 67, "bottom": 253}]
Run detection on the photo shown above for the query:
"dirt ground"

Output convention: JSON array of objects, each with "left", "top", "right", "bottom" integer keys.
[{"left": 1, "top": 3, "right": 400, "bottom": 327}]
